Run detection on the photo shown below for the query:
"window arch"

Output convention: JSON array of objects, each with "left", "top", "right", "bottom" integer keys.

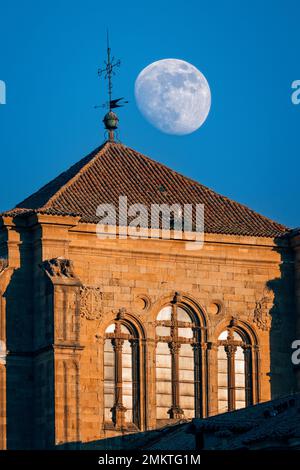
[
  {"left": 103, "top": 315, "right": 141, "bottom": 431},
  {"left": 155, "top": 296, "right": 205, "bottom": 422},
  {"left": 217, "top": 324, "right": 254, "bottom": 413}
]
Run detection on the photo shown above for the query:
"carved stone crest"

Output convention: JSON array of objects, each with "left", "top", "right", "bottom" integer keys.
[
  {"left": 80, "top": 286, "right": 103, "bottom": 320},
  {"left": 41, "top": 257, "right": 75, "bottom": 278},
  {"left": 251, "top": 289, "right": 273, "bottom": 331}
]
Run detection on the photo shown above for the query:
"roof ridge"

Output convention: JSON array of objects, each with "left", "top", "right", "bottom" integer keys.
[
  {"left": 120, "top": 143, "right": 288, "bottom": 230},
  {"left": 40, "top": 141, "right": 111, "bottom": 210}
]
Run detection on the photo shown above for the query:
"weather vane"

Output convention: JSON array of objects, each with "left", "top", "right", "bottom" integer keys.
[{"left": 96, "top": 31, "right": 128, "bottom": 141}]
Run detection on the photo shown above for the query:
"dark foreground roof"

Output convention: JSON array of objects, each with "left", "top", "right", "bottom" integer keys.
[
  {"left": 75, "top": 393, "right": 300, "bottom": 451},
  {"left": 192, "top": 392, "right": 300, "bottom": 450},
  {"left": 2, "top": 141, "right": 288, "bottom": 237}
]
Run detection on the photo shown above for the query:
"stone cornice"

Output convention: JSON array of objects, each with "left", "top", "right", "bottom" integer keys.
[
  {"left": 1, "top": 213, "right": 81, "bottom": 229},
  {"left": 70, "top": 223, "right": 290, "bottom": 248},
  {"left": 69, "top": 244, "right": 290, "bottom": 267},
  {"left": 35, "top": 214, "right": 81, "bottom": 227}
]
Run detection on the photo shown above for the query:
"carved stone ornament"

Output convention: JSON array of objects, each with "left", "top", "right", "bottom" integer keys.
[
  {"left": 251, "top": 291, "right": 273, "bottom": 331},
  {"left": 41, "top": 257, "right": 75, "bottom": 278},
  {"left": 172, "top": 291, "right": 182, "bottom": 304},
  {"left": 80, "top": 286, "right": 103, "bottom": 321},
  {"left": 0, "top": 258, "right": 8, "bottom": 274}
]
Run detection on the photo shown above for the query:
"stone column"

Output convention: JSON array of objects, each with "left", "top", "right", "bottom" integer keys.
[
  {"left": 225, "top": 344, "right": 237, "bottom": 411},
  {"left": 168, "top": 341, "right": 184, "bottom": 419},
  {"left": 167, "top": 303, "right": 184, "bottom": 419},
  {"left": 207, "top": 342, "right": 218, "bottom": 416},
  {"left": 111, "top": 337, "right": 127, "bottom": 429}
]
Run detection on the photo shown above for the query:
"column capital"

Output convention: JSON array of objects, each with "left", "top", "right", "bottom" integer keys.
[
  {"left": 112, "top": 338, "right": 124, "bottom": 352},
  {"left": 225, "top": 344, "right": 237, "bottom": 357},
  {"left": 192, "top": 342, "right": 208, "bottom": 352},
  {"left": 168, "top": 341, "right": 181, "bottom": 354},
  {"left": 129, "top": 338, "right": 138, "bottom": 350}
]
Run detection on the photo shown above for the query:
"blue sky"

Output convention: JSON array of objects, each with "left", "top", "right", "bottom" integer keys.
[{"left": 0, "top": 0, "right": 299, "bottom": 227}]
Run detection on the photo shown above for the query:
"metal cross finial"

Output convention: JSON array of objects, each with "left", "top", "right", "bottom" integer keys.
[
  {"left": 95, "top": 32, "right": 128, "bottom": 141},
  {"left": 98, "top": 30, "right": 121, "bottom": 112}
]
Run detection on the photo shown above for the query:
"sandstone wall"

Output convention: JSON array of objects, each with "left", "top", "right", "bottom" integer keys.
[{"left": 0, "top": 215, "right": 296, "bottom": 448}]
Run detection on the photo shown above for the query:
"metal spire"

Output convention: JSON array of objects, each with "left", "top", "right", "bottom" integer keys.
[{"left": 96, "top": 31, "right": 128, "bottom": 141}]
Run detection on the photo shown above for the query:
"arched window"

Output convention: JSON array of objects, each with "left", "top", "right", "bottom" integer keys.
[
  {"left": 217, "top": 326, "right": 253, "bottom": 413},
  {"left": 155, "top": 298, "right": 204, "bottom": 422},
  {"left": 104, "top": 317, "right": 140, "bottom": 431}
]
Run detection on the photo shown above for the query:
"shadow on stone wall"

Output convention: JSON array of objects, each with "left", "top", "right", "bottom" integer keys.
[
  {"left": 4, "top": 224, "right": 34, "bottom": 449},
  {"left": 4, "top": 220, "right": 55, "bottom": 449},
  {"left": 267, "top": 236, "right": 296, "bottom": 399}
]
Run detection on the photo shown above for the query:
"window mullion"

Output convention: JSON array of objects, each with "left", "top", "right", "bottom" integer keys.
[
  {"left": 130, "top": 339, "right": 139, "bottom": 427},
  {"left": 225, "top": 343, "right": 237, "bottom": 411},
  {"left": 168, "top": 303, "right": 184, "bottom": 419},
  {"left": 243, "top": 345, "right": 252, "bottom": 406},
  {"left": 193, "top": 343, "right": 202, "bottom": 418},
  {"left": 111, "top": 324, "right": 127, "bottom": 429}
]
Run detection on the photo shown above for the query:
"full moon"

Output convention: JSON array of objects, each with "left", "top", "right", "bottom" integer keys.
[{"left": 134, "top": 59, "right": 211, "bottom": 135}]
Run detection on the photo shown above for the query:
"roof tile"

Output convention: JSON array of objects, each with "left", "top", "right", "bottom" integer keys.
[{"left": 1, "top": 141, "right": 289, "bottom": 237}]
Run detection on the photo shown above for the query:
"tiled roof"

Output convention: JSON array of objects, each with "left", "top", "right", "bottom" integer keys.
[
  {"left": 192, "top": 393, "right": 300, "bottom": 449},
  {"left": 1, "top": 141, "right": 289, "bottom": 237}
]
